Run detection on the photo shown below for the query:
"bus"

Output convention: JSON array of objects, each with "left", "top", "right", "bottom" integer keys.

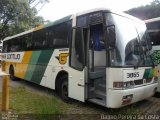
[
  {"left": 1, "top": 8, "right": 158, "bottom": 108},
  {"left": 145, "top": 17, "right": 160, "bottom": 92}
]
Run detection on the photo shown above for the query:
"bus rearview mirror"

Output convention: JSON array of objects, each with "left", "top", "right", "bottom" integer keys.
[{"left": 106, "top": 25, "right": 116, "bottom": 48}]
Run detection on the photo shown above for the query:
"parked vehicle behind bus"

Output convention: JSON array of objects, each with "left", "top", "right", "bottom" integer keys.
[
  {"left": 145, "top": 17, "right": 160, "bottom": 93},
  {"left": 1, "top": 8, "right": 158, "bottom": 108}
]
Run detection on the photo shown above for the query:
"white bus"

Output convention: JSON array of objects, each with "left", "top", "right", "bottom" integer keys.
[
  {"left": 145, "top": 17, "right": 160, "bottom": 92},
  {"left": 2, "top": 8, "right": 158, "bottom": 108}
]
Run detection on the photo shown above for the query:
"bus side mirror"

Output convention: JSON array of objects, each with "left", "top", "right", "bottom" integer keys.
[
  {"left": 148, "top": 43, "right": 152, "bottom": 50},
  {"left": 75, "top": 27, "right": 85, "bottom": 65},
  {"left": 70, "top": 27, "right": 85, "bottom": 70},
  {"left": 106, "top": 25, "right": 116, "bottom": 48},
  {"left": 147, "top": 39, "right": 152, "bottom": 50},
  {"left": 146, "top": 32, "right": 152, "bottom": 50}
]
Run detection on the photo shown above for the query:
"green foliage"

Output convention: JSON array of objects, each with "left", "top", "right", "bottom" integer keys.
[
  {"left": 126, "top": 0, "right": 160, "bottom": 20},
  {"left": 0, "top": 0, "right": 44, "bottom": 40},
  {"left": 9, "top": 87, "right": 68, "bottom": 115}
]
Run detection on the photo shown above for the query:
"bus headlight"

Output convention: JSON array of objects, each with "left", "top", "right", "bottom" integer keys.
[{"left": 113, "top": 81, "right": 134, "bottom": 89}]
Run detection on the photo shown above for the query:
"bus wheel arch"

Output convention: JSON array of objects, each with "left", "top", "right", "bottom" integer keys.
[
  {"left": 55, "top": 71, "right": 70, "bottom": 102},
  {"left": 9, "top": 65, "right": 15, "bottom": 81}
]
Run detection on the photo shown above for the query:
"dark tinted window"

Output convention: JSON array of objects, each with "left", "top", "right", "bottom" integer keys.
[
  {"left": 2, "top": 41, "right": 7, "bottom": 53},
  {"left": 10, "top": 37, "right": 25, "bottom": 52},
  {"left": 24, "top": 33, "right": 33, "bottom": 50},
  {"left": 149, "top": 31, "right": 160, "bottom": 46},
  {"left": 49, "top": 21, "right": 71, "bottom": 48},
  {"left": 77, "top": 16, "right": 87, "bottom": 28},
  {"left": 146, "top": 21, "right": 160, "bottom": 30},
  {"left": 3, "top": 38, "right": 24, "bottom": 53},
  {"left": 146, "top": 21, "right": 160, "bottom": 46},
  {"left": 32, "top": 29, "right": 48, "bottom": 50},
  {"left": 3, "top": 21, "right": 72, "bottom": 52}
]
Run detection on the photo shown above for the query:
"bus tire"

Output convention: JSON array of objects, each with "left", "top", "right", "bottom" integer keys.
[
  {"left": 58, "top": 75, "right": 71, "bottom": 102},
  {"left": 9, "top": 66, "right": 15, "bottom": 81},
  {"left": 154, "top": 92, "right": 160, "bottom": 98}
]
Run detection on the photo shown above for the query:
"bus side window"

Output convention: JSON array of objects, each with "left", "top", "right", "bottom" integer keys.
[
  {"left": 25, "top": 33, "right": 33, "bottom": 50},
  {"left": 49, "top": 22, "right": 69, "bottom": 48},
  {"left": 14, "top": 37, "right": 24, "bottom": 52},
  {"left": 3, "top": 42, "right": 7, "bottom": 53},
  {"left": 33, "top": 31, "right": 42, "bottom": 49},
  {"left": 42, "top": 31, "right": 49, "bottom": 47},
  {"left": 7, "top": 41, "right": 11, "bottom": 52},
  {"left": 48, "top": 31, "right": 54, "bottom": 48},
  {"left": 32, "top": 29, "right": 49, "bottom": 50}
]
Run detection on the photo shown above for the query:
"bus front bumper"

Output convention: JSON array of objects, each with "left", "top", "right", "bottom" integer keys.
[{"left": 107, "top": 83, "right": 158, "bottom": 108}]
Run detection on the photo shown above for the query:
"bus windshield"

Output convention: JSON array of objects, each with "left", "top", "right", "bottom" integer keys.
[{"left": 105, "top": 13, "right": 153, "bottom": 67}]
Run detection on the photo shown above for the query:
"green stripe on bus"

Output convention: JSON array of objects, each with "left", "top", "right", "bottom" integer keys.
[
  {"left": 30, "top": 50, "right": 53, "bottom": 84},
  {"left": 24, "top": 51, "right": 42, "bottom": 81},
  {"left": 148, "top": 68, "right": 153, "bottom": 78},
  {"left": 143, "top": 68, "right": 153, "bottom": 79}
]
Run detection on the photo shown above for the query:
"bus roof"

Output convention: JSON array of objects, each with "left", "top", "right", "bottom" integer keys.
[
  {"left": 3, "top": 8, "right": 144, "bottom": 41},
  {"left": 76, "top": 8, "right": 144, "bottom": 23},
  {"left": 144, "top": 17, "right": 160, "bottom": 23}
]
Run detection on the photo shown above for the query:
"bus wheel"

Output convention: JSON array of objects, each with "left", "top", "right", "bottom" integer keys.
[
  {"left": 58, "top": 75, "right": 71, "bottom": 102},
  {"left": 9, "top": 66, "right": 15, "bottom": 81},
  {"left": 154, "top": 92, "right": 160, "bottom": 98}
]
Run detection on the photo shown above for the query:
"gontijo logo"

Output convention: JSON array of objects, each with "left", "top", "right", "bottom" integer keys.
[
  {"left": 1, "top": 52, "right": 24, "bottom": 63},
  {"left": 56, "top": 53, "right": 69, "bottom": 65},
  {"left": 3, "top": 54, "right": 20, "bottom": 60}
]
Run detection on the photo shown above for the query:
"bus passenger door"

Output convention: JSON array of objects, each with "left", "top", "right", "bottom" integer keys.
[
  {"left": 87, "top": 24, "right": 107, "bottom": 106},
  {"left": 68, "top": 28, "right": 85, "bottom": 102}
]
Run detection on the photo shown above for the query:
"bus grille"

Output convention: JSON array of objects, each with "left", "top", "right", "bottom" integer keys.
[
  {"left": 134, "top": 78, "right": 152, "bottom": 85},
  {"left": 134, "top": 79, "right": 143, "bottom": 85},
  {"left": 145, "top": 78, "right": 152, "bottom": 83}
]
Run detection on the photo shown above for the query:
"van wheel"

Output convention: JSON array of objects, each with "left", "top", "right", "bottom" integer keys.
[
  {"left": 9, "top": 66, "right": 15, "bottom": 81},
  {"left": 58, "top": 75, "right": 71, "bottom": 102}
]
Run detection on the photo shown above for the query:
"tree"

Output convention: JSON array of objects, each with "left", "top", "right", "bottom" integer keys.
[
  {"left": 0, "top": 0, "right": 44, "bottom": 41},
  {"left": 29, "top": 0, "right": 49, "bottom": 5},
  {"left": 126, "top": 0, "right": 160, "bottom": 20},
  {"left": 29, "top": 0, "right": 49, "bottom": 11}
]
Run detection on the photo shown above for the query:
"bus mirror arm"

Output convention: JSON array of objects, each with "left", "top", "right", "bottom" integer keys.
[{"left": 106, "top": 47, "right": 115, "bottom": 51}]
